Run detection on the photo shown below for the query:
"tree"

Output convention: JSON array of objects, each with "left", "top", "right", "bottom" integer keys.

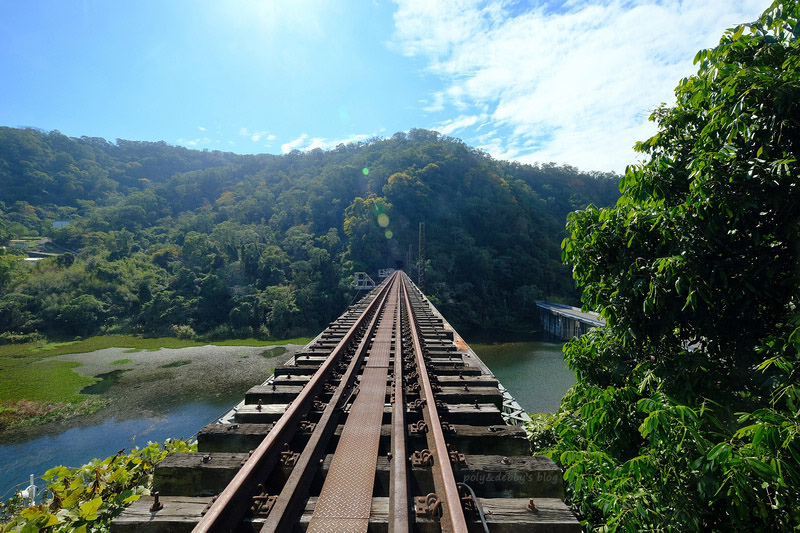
[
  {"left": 0, "top": 252, "right": 23, "bottom": 290},
  {"left": 0, "top": 121, "right": 620, "bottom": 338},
  {"left": 57, "top": 294, "right": 108, "bottom": 337},
  {"left": 382, "top": 171, "right": 432, "bottom": 220},
  {"left": 545, "top": 3, "right": 800, "bottom": 530},
  {"left": 342, "top": 196, "right": 394, "bottom": 272}
]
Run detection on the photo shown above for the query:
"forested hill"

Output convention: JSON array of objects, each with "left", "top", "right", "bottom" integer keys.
[{"left": 0, "top": 126, "right": 619, "bottom": 340}]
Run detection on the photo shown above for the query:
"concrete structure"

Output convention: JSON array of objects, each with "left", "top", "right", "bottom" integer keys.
[{"left": 537, "top": 301, "right": 604, "bottom": 339}]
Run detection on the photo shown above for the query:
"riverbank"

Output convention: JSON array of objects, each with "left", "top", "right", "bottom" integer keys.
[
  {"left": 0, "top": 342, "right": 303, "bottom": 498},
  {"left": 0, "top": 337, "right": 306, "bottom": 441}
]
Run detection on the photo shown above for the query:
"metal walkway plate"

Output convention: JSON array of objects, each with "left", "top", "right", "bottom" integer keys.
[{"left": 307, "top": 296, "right": 397, "bottom": 533}]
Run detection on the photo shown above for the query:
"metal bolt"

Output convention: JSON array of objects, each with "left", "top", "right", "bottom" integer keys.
[
  {"left": 501, "top": 456, "right": 510, "bottom": 465},
  {"left": 257, "top": 399, "right": 263, "bottom": 411},
  {"left": 202, "top": 454, "right": 212, "bottom": 464},
  {"left": 527, "top": 498, "right": 538, "bottom": 512},
  {"left": 150, "top": 492, "right": 163, "bottom": 512}
]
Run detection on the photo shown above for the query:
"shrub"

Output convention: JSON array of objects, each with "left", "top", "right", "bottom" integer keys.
[
  {"left": 0, "top": 439, "right": 195, "bottom": 531},
  {"left": 170, "top": 324, "right": 196, "bottom": 340}
]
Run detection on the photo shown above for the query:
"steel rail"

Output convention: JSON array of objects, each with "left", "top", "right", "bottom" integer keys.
[
  {"left": 390, "top": 278, "right": 411, "bottom": 533},
  {"left": 192, "top": 277, "right": 395, "bottom": 533},
  {"left": 400, "top": 273, "right": 469, "bottom": 532},
  {"left": 264, "top": 274, "right": 400, "bottom": 532},
  {"left": 306, "top": 273, "right": 401, "bottom": 531}
]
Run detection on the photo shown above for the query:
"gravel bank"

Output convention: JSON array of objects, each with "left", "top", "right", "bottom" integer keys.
[{"left": 48, "top": 344, "right": 299, "bottom": 425}]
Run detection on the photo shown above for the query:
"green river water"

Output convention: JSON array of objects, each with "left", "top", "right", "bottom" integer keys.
[{"left": 469, "top": 335, "right": 574, "bottom": 414}]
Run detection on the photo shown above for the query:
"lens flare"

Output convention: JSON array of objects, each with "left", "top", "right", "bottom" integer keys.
[
  {"left": 385, "top": 229, "right": 393, "bottom": 239},
  {"left": 362, "top": 168, "right": 369, "bottom": 175},
  {"left": 377, "top": 213, "right": 389, "bottom": 228}
]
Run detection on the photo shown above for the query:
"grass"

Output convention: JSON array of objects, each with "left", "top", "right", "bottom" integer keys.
[
  {"left": 209, "top": 337, "right": 312, "bottom": 347},
  {"left": 111, "top": 358, "right": 132, "bottom": 365},
  {"left": 0, "top": 397, "right": 109, "bottom": 432},
  {"left": 79, "top": 369, "right": 130, "bottom": 395},
  {"left": 0, "top": 360, "right": 96, "bottom": 403}
]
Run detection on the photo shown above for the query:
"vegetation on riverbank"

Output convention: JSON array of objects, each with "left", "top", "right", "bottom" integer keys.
[{"left": 0, "top": 439, "right": 195, "bottom": 532}]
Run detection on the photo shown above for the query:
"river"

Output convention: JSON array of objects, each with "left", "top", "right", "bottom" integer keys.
[
  {"left": 0, "top": 398, "right": 239, "bottom": 501},
  {"left": 0, "top": 336, "right": 572, "bottom": 500},
  {"left": 468, "top": 334, "right": 573, "bottom": 413}
]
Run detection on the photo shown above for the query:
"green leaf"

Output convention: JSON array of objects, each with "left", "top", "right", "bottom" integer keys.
[
  {"left": 39, "top": 513, "right": 60, "bottom": 528},
  {"left": 744, "top": 458, "right": 777, "bottom": 481},
  {"left": 79, "top": 496, "right": 103, "bottom": 520},
  {"left": 707, "top": 442, "right": 731, "bottom": 462},
  {"left": 61, "top": 487, "right": 86, "bottom": 508},
  {"left": 122, "top": 493, "right": 141, "bottom": 504},
  {"left": 19, "top": 507, "right": 44, "bottom": 520}
]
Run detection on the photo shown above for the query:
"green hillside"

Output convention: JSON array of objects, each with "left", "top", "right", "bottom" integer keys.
[{"left": 0, "top": 127, "right": 619, "bottom": 340}]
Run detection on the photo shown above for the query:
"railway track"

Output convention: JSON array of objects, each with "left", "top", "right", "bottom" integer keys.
[{"left": 113, "top": 272, "right": 579, "bottom": 532}]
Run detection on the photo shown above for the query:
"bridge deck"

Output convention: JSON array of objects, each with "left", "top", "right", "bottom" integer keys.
[{"left": 112, "top": 273, "right": 580, "bottom": 532}]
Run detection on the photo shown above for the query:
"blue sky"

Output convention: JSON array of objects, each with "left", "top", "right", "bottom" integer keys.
[{"left": 0, "top": 0, "right": 770, "bottom": 172}]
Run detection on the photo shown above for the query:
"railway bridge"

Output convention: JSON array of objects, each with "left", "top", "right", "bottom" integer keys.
[{"left": 113, "top": 272, "right": 580, "bottom": 532}]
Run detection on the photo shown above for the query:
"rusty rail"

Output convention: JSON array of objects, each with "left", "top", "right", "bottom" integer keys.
[
  {"left": 190, "top": 271, "right": 470, "bottom": 532},
  {"left": 192, "top": 276, "right": 396, "bottom": 533},
  {"left": 400, "top": 275, "right": 469, "bottom": 532},
  {"left": 305, "top": 278, "right": 400, "bottom": 531}
]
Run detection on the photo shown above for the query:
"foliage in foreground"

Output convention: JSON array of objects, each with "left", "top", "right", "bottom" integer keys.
[
  {"left": 0, "top": 439, "right": 195, "bottom": 533},
  {"left": 541, "top": 2, "right": 800, "bottom": 531}
]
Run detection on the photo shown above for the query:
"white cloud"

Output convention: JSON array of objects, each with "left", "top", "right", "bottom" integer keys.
[
  {"left": 197, "top": 126, "right": 206, "bottom": 132},
  {"left": 177, "top": 137, "right": 211, "bottom": 147},
  {"left": 280, "top": 132, "right": 375, "bottom": 154},
  {"left": 332, "top": 133, "right": 372, "bottom": 146},
  {"left": 434, "top": 114, "right": 487, "bottom": 136},
  {"left": 391, "top": 0, "right": 770, "bottom": 172},
  {"left": 281, "top": 134, "right": 310, "bottom": 153},
  {"left": 240, "top": 128, "right": 276, "bottom": 142}
]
